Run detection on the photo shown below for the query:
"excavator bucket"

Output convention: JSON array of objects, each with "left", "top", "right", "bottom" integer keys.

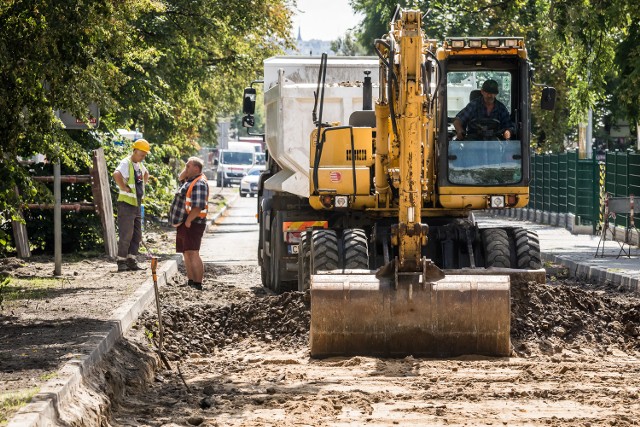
[{"left": 310, "top": 272, "right": 511, "bottom": 358}]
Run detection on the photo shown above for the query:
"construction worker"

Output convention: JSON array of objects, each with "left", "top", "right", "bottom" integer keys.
[
  {"left": 168, "top": 157, "right": 209, "bottom": 290},
  {"left": 113, "top": 138, "right": 150, "bottom": 272},
  {"left": 453, "top": 79, "right": 514, "bottom": 141}
]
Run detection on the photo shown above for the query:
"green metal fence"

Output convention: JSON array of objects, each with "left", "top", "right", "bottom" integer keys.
[{"left": 529, "top": 150, "right": 640, "bottom": 232}]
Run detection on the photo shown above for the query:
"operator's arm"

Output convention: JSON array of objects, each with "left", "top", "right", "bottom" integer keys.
[
  {"left": 453, "top": 118, "right": 465, "bottom": 140},
  {"left": 453, "top": 101, "right": 474, "bottom": 140},
  {"left": 497, "top": 102, "right": 514, "bottom": 139},
  {"left": 113, "top": 170, "right": 131, "bottom": 193}
]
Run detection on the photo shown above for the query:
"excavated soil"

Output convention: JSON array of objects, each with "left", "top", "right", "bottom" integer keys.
[
  {"left": 2, "top": 198, "right": 640, "bottom": 425},
  {"left": 102, "top": 264, "right": 640, "bottom": 426}
]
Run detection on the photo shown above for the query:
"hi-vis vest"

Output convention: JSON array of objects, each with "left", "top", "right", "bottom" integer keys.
[
  {"left": 117, "top": 158, "right": 140, "bottom": 207},
  {"left": 185, "top": 174, "right": 208, "bottom": 219}
]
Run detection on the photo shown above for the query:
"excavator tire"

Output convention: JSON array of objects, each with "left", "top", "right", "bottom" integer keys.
[
  {"left": 482, "top": 228, "right": 511, "bottom": 268},
  {"left": 342, "top": 229, "right": 368, "bottom": 269},
  {"left": 311, "top": 229, "right": 340, "bottom": 272},
  {"left": 298, "top": 231, "right": 311, "bottom": 292},
  {"left": 514, "top": 227, "right": 542, "bottom": 269}
]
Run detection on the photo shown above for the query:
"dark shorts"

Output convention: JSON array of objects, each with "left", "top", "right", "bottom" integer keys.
[{"left": 176, "top": 222, "right": 207, "bottom": 253}]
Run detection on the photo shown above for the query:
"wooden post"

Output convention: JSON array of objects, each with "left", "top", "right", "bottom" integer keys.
[
  {"left": 11, "top": 187, "right": 31, "bottom": 258},
  {"left": 91, "top": 148, "right": 117, "bottom": 259},
  {"left": 54, "top": 161, "right": 62, "bottom": 276}
]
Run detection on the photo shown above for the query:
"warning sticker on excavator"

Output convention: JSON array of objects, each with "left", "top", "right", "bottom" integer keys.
[
  {"left": 329, "top": 171, "right": 342, "bottom": 182},
  {"left": 282, "top": 221, "right": 328, "bottom": 232}
]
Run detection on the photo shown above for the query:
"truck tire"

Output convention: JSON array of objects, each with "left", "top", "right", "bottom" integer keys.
[
  {"left": 342, "top": 228, "right": 368, "bottom": 269},
  {"left": 513, "top": 227, "right": 542, "bottom": 269},
  {"left": 298, "top": 231, "right": 311, "bottom": 292},
  {"left": 311, "top": 229, "right": 340, "bottom": 273},
  {"left": 481, "top": 228, "right": 511, "bottom": 268}
]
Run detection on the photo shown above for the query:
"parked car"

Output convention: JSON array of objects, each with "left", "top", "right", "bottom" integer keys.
[{"left": 239, "top": 166, "right": 264, "bottom": 197}]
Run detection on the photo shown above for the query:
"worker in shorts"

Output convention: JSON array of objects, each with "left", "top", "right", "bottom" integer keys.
[{"left": 168, "top": 157, "right": 209, "bottom": 290}]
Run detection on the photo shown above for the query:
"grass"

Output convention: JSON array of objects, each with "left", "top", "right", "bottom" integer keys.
[
  {"left": 38, "top": 371, "right": 57, "bottom": 382},
  {"left": 0, "top": 276, "right": 61, "bottom": 304},
  {"left": 0, "top": 388, "right": 39, "bottom": 426}
]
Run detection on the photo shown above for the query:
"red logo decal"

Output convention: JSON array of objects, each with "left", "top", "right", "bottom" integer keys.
[{"left": 329, "top": 171, "right": 342, "bottom": 182}]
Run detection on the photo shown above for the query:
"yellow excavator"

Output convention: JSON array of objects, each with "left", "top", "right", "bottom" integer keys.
[{"left": 300, "top": 8, "right": 556, "bottom": 357}]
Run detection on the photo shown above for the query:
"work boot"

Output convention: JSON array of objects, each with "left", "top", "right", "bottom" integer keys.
[
  {"left": 126, "top": 258, "right": 145, "bottom": 271},
  {"left": 188, "top": 280, "right": 203, "bottom": 291},
  {"left": 117, "top": 260, "right": 129, "bottom": 272}
]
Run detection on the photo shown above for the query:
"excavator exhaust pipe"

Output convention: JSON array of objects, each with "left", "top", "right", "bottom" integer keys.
[{"left": 310, "top": 273, "right": 511, "bottom": 358}]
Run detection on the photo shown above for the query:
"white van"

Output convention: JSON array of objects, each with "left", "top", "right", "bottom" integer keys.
[{"left": 214, "top": 141, "right": 256, "bottom": 187}]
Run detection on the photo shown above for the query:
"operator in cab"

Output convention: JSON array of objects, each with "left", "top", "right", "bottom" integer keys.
[{"left": 453, "top": 79, "right": 514, "bottom": 141}]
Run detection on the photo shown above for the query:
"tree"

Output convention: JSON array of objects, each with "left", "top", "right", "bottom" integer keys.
[
  {"left": 0, "top": 0, "right": 294, "bottom": 255},
  {"left": 331, "top": 30, "right": 367, "bottom": 56}
]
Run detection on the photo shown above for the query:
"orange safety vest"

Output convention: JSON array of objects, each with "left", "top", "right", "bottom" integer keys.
[{"left": 185, "top": 174, "right": 208, "bottom": 219}]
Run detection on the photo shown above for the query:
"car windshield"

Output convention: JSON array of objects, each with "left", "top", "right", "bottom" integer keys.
[
  {"left": 222, "top": 151, "right": 254, "bottom": 165},
  {"left": 248, "top": 169, "right": 262, "bottom": 176}
]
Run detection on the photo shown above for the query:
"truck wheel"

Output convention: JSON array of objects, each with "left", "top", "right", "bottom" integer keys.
[
  {"left": 481, "top": 228, "right": 511, "bottom": 268},
  {"left": 298, "top": 231, "right": 311, "bottom": 292},
  {"left": 342, "top": 228, "right": 368, "bottom": 269},
  {"left": 311, "top": 229, "right": 340, "bottom": 273},
  {"left": 513, "top": 227, "right": 542, "bottom": 269},
  {"left": 216, "top": 173, "right": 222, "bottom": 188}
]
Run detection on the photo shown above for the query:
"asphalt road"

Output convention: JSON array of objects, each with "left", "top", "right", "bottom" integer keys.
[{"left": 201, "top": 188, "right": 259, "bottom": 265}]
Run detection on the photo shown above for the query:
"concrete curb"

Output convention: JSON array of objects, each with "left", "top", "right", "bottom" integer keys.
[
  {"left": 8, "top": 191, "right": 238, "bottom": 426},
  {"left": 7, "top": 258, "right": 180, "bottom": 427},
  {"left": 207, "top": 191, "right": 239, "bottom": 230},
  {"left": 541, "top": 252, "right": 640, "bottom": 293}
]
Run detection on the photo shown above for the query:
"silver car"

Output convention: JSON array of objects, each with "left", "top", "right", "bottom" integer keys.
[{"left": 239, "top": 167, "right": 264, "bottom": 197}]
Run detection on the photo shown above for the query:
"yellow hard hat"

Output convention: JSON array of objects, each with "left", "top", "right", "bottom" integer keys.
[{"left": 132, "top": 138, "right": 151, "bottom": 153}]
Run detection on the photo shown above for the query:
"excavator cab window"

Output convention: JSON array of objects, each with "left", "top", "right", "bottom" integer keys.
[{"left": 444, "top": 70, "right": 523, "bottom": 186}]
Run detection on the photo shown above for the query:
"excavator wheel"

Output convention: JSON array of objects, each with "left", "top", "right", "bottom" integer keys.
[
  {"left": 482, "top": 228, "right": 511, "bottom": 268},
  {"left": 311, "top": 229, "right": 340, "bottom": 272},
  {"left": 342, "top": 228, "right": 369, "bottom": 269},
  {"left": 298, "top": 231, "right": 311, "bottom": 292},
  {"left": 513, "top": 227, "right": 542, "bottom": 269}
]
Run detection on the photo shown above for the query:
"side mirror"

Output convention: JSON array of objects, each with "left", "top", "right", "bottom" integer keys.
[
  {"left": 243, "top": 87, "right": 256, "bottom": 115},
  {"left": 541, "top": 87, "right": 556, "bottom": 111},
  {"left": 242, "top": 115, "right": 255, "bottom": 128}
]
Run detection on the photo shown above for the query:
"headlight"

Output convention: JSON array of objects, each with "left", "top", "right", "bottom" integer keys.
[
  {"left": 487, "top": 39, "right": 501, "bottom": 48},
  {"left": 505, "top": 39, "right": 519, "bottom": 47},
  {"left": 469, "top": 39, "right": 482, "bottom": 48},
  {"left": 334, "top": 196, "right": 349, "bottom": 208},
  {"left": 490, "top": 196, "right": 505, "bottom": 208}
]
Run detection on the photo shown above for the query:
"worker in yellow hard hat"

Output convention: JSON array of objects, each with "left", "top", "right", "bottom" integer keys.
[{"left": 112, "top": 138, "right": 151, "bottom": 272}]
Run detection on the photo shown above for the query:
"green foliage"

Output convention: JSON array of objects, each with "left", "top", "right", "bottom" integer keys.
[
  {"left": 0, "top": 0, "right": 293, "bottom": 256},
  {"left": 350, "top": 0, "right": 640, "bottom": 152},
  {"left": 331, "top": 31, "right": 367, "bottom": 56}
]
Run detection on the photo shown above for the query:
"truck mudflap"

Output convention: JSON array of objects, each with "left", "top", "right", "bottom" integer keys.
[{"left": 310, "top": 272, "right": 511, "bottom": 358}]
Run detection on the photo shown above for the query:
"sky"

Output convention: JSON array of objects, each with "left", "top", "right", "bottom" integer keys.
[{"left": 291, "top": 0, "right": 363, "bottom": 41}]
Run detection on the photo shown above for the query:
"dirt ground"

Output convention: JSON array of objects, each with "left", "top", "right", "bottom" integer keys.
[{"left": 2, "top": 211, "right": 640, "bottom": 425}]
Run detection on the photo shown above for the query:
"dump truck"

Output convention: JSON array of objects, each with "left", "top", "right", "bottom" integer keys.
[{"left": 242, "top": 8, "right": 555, "bottom": 358}]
